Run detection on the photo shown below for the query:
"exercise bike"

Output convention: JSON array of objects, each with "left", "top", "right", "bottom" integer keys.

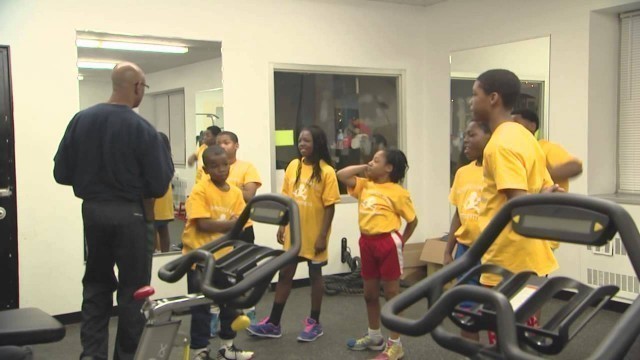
[
  {"left": 133, "top": 194, "right": 301, "bottom": 360},
  {"left": 381, "top": 193, "right": 640, "bottom": 359}
]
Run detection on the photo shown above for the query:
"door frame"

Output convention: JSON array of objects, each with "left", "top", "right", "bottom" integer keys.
[{"left": 0, "top": 45, "right": 19, "bottom": 309}]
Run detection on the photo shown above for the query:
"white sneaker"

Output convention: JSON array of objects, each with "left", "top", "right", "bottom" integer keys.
[
  {"left": 216, "top": 344, "right": 254, "bottom": 360},
  {"left": 192, "top": 348, "right": 212, "bottom": 360}
]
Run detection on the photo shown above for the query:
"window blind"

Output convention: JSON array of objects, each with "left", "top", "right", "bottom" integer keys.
[{"left": 618, "top": 13, "right": 640, "bottom": 192}]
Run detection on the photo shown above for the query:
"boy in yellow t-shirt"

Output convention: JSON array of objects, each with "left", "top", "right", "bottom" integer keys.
[
  {"left": 181, "top": 145, "right": 253, "bottom": 360},
  {"left": 338, "top": 148, "right": 418, "bottom": 360},
  {"left": 471, "top": 70, "right": 561, "bottom": 343},
  {"left": 443, "top": 120, "right": 491, "bottom": 342},
  {"left": 216, "top": 130, "right": 263, "bottom": 326},
  {"left": 511, "top": 109, "right": 582, "bottom": 192},
  {"left": 512, "top": 109, "right": 582, "bottom": 251},
  {"left": 188, "top": 125, "right": 221, "bottom": 183},
  {"left": 470, "top": 69, "right": 559, "bottom": 287},
  {"left": 248, "top": 125, "right": 340, "bottom": 343},
  {"left": 216, "top": 130, "right": 262, "bottom": 243},
  {"left": 154, "top": 132, "right": 175, "bottom": 253}
]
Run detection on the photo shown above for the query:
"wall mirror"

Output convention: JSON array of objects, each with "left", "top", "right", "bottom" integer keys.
[
  {"left": 76, "top": 30, "right": 222, "bottom": 254},
  {"left": 449, "top": 36, "right": 550, "bottom": 184}
]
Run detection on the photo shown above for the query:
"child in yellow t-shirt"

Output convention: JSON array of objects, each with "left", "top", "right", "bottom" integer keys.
[
  {"left": 512, "top": 109, "right": 582, "bottom": 250},
  {"left": 471, "top": 69, "right": 561, "bottom": 342},
  {"left": 338, "top": 148, "right": 418, "bottom": 360},
  {"left": 216, "top": 130, "right": 263, "bottom": 326},
  {"left": 470, "top": 69, "right": 559, "bottom": 287},
  {"left": 247, "top": 125, "right": 340, "bottom": 342},
  {"left": 154, "top": 132, "right": 175, "bottom": 253},
  {"left": 443, "top": 120, "right": 491, "bottom": 342},
  {"left": 181, "top": 145, "right": 253, "bottom": 360},
  {"left": 216, "top": 130, "right": 262, "bottom": 242},
  {"left": 188, "top": 125, "right": 221, "bottom": 183}
]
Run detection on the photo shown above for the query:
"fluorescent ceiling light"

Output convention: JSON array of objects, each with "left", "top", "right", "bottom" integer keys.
[
  {"left": 76, "top": 39, "right": 188, "bottom": 54},
  {"left": 77, "top": 61, "right": 116, "bottom": 70}
]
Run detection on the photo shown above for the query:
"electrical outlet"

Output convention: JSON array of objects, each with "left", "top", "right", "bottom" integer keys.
[{"left": 341, "top": 237, "right": 347, "bottom": 263}]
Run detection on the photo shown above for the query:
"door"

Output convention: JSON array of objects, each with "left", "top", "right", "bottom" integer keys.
[{"left": 0, "top": 46, "right": 18, "bottom": 309}]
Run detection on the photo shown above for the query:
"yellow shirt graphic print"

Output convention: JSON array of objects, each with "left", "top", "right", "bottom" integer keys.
[
  {"left": 463, "top": 191, "right": 480, "bottom": 212},
  {"left": 449, "top": 163, "right": 484, "bottom": 246},
  {"left": 281, "top": 159, "right": 340, "bottom": 262}
]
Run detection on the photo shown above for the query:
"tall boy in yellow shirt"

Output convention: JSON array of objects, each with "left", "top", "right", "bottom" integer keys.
[{"left": 469, "top": 69, "right": 560, "bottom": 287}]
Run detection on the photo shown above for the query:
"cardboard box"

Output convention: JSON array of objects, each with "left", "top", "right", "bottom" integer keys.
[
  {"left": 401, "top": 242, "right": 428, "bottom": 285},
  {"left": 420, "top": 237, "right": 455, "bottom": 289},
  {"left": 401, "top": 267, "right": 427, "bottom": 285},
  {"left": 403, "top": 242, "right": 427, "bottom": 267}
]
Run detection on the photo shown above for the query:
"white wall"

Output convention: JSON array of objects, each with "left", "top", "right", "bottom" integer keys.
[
  {"left": 5, "top": 0, "right": 639, "bottom": 316},
  {"left": 422, "top": 0, "right": 640, "bottom": 298},
  {"left": 137, "top": 57, "right": 223, "bottom": 193},
  {"left": 0, "top": 0, "right": 428, "bottom": 315},
  {"left": 78, "top": 79, "right": 112, "bottom": 110}
]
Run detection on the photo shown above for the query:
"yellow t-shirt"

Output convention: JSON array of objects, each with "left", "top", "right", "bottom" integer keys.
[
  {"left": 538, "top": 139, "right": 581, "bottom": 250},
  {"left": 181, "top": 180, "right": 245, "bottom": 258},
  {"left": 194, "top": 144, "right": 208, "bottom": 183},
  {"left": 478, "top": 121, "right": 558, "bottom": 286},
  {"left": 449, "top": 162, "right": 484, "bottom": 246},
  {"left": 154, "top": 184, "right": 174, "bottom": 221},
  {"left": 348, "top": 177, "right": 416, "bottom": 235},
  {"left": 228, "top": 160, "right": 262, "bottom": 189},
  {"left": 538, "top": 139, "right": 580, "bottom": 192},
  {"left": 282, "top": 159, "right": 341, "bottom": 262}
]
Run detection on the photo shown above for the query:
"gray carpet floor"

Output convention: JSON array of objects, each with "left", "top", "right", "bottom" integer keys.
[{"left": 32, "top": 286, "right": 640, "bottom": 359}]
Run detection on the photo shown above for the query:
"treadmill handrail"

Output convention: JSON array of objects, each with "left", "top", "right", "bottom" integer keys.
[{"left": 381, "top": 193, "right": 640, "bottom": 359}]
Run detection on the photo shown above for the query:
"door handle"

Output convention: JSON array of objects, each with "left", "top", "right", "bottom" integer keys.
[{"left": 0, "top": 187, "right": 12, "bottom": 198}]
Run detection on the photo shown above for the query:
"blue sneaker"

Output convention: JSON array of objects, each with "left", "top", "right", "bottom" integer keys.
[
  {"left": 246, "top": 317, "right": 282, "bottom": 338},
  {"left": 210, "top": 309, "right": 220, "bottom": 338},
  {"left": 297, "top": 317, "right": 323, "bottom": 342}
]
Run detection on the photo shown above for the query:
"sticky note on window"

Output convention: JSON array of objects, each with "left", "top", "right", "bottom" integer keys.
[{"left": 275, "top": 130, "right": 294, "bottom": 146}]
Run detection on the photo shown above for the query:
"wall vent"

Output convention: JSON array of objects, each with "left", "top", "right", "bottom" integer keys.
[{"left": 587, "top": 268, "right": 639, "bottom": 293}]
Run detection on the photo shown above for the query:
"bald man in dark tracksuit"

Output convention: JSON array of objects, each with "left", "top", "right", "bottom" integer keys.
[{"left": 54, "top": 62, "right": 173, "bottom": 360}]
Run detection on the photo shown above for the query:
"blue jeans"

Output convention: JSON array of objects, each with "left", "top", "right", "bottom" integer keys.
[{"left": 455, "top": 243, "right": 481, "bottom": 309}]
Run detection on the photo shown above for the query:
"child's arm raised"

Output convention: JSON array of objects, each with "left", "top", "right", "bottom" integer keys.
[
  {"left": 195, "top": 215, "right": 238, "bottom": 234},
  {"left": 336, "top": 164, "right": 368, "bottom": 188}
]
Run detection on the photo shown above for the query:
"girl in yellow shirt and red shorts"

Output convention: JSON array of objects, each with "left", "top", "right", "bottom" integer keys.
[{"left": 338, "top": 148, "right": 418, "bottom": 360}]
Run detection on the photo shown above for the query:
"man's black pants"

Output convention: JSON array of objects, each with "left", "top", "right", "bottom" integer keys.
[{"left": 80, "top": 201, "right": 153, "bottom": 360}]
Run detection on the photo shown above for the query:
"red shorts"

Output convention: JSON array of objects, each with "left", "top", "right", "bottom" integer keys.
[{"left": 359, "top": 231, "right": 403, "bottom": 281}]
